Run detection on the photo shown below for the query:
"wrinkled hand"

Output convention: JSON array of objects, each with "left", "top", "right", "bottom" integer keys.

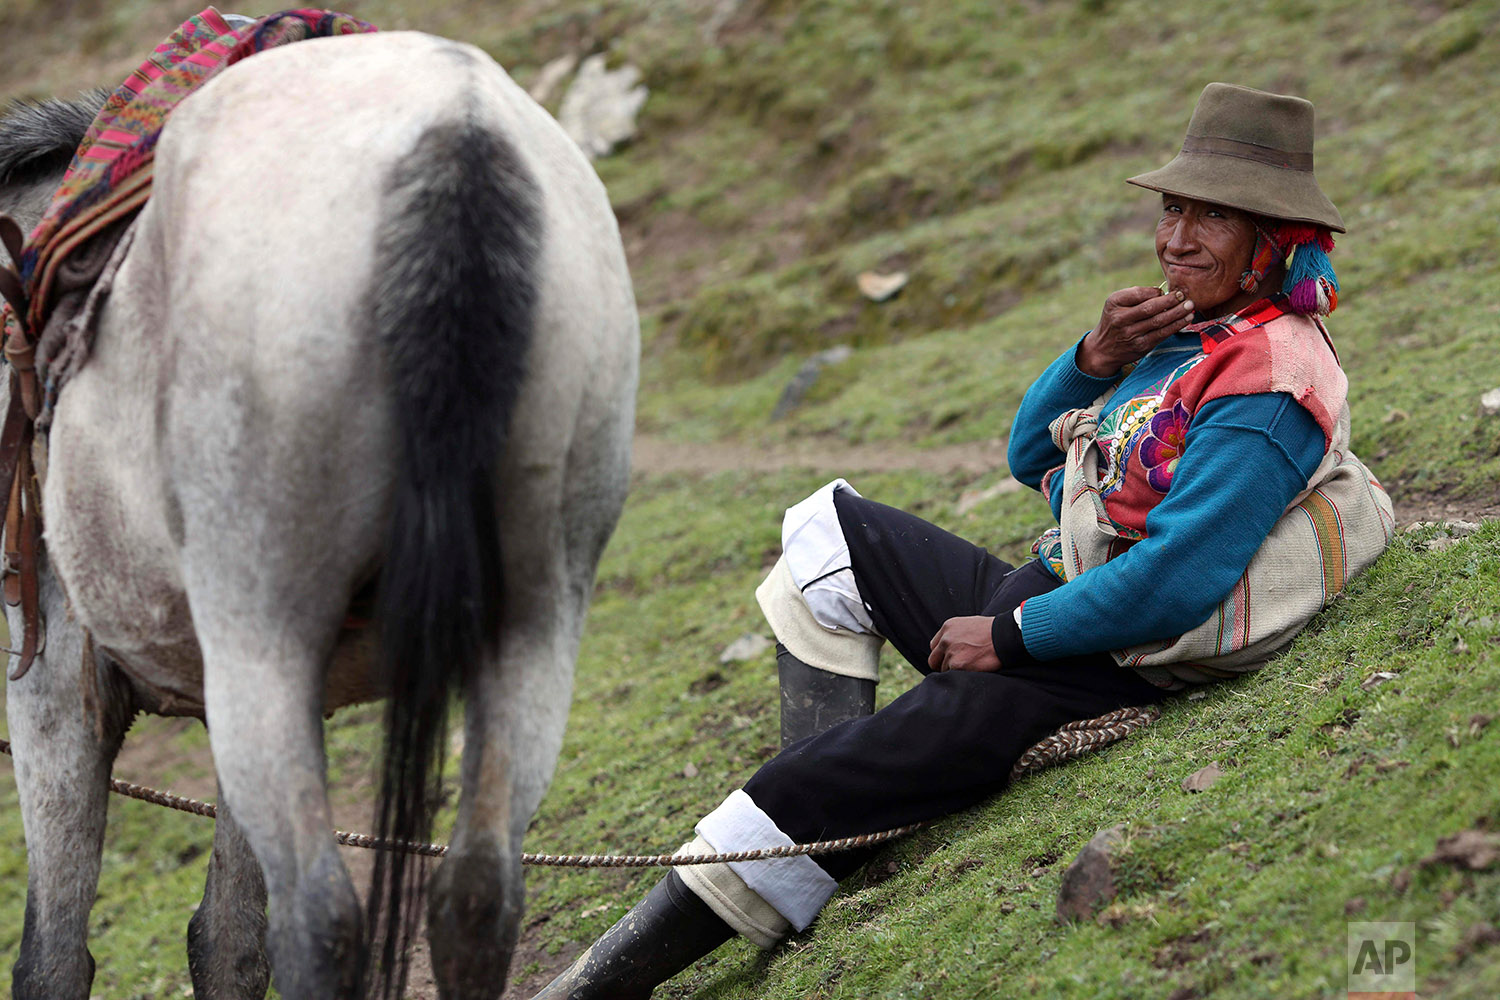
[
  {"left": 928, "top": 616, "right": 1001, "bottom": 673},
  {"left": 1077, "top": 286, "right": 1196, "bottom": 377}
]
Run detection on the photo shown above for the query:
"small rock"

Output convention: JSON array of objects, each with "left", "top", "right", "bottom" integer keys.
[
  {"left": 719, "top": 633, "right": 773, "bottom": 663},
  {"left": 771, "top": 346, "right": 854, "bottom": 420},
  {"left": 1187, "top": 689, "right": 1209, "bottom": 701},
  {"left": 1391, "top": 867, "right": 1412, "bottom": 894},
  {"left": 1056, "top": 825, "right": 1125, "bottom": 923},
  {"left": 1181, "top": 761, "right": 1223, "bottom": 793},
  {"left": 1424, "top": 536, "right": 1459, "bottom": 552},
  {"left": 1419, "top": 828, "right": 1500, "bottom": 871},
  {"left": 1480, "top": 387, "right": 1500, "bottom": 416},
  {"left": 1445, "top": 519, "right": 1481, "bottom": 536},
  {"left": 857, "top": 270, "right": 908, "bottom": 302},
  {"left": 1344, "top": 896, "right": 1367, "bottom": 916},
  {"left": 682, "top": 761, "right": 699, "bottom": 779},
  {"left": 558, "top": 54, "right": 648, "bottom": 160},
  {"left": 1360, "top": 670, "right": 1399, "bottom": 690},
  {"left": 1382, "top": 407, "right": 1409, "bottom": 424},
  {"left": 1457, "top": 922, "right": 1500, "bottom": 960},
  {"left": 528, "top": 52, "right": 579, "bottom": 105}
]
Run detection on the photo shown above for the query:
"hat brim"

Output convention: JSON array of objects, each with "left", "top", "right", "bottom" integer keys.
[{"left": 1127, "top": 151, "right": 1346, "bottom": 233}]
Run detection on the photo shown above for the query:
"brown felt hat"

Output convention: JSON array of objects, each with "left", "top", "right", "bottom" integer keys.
[{"left": 1127, "top": 82, "right": 1345, "bottom": 233}]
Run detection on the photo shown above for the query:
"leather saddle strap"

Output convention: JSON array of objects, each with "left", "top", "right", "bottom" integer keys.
[
  {"left": 0, "top": 214, "right": 39, "bottom": 421},
  {"left": 0, "top": 215, "right": 23, "bottom": 264},
  {"left": 0, "top": 217, "right": 43, "bottom": 679},
  {"left": 0, "top": 216, "right": 26, "bottom": 320},
  {"left": 0, "top": 373, "right": 41, "bottom": 679},
  {"left": 0, "top": 267, "right": 25, "bottom": 321},
  {"left": 8, "top": 430, "right": 41, "bottom": 681},
  {"left": 2, "top": 451, "right": 20, "bottom": 607},
  {"left": 0, "top": 383, "right": 28, "bottom": 548}
]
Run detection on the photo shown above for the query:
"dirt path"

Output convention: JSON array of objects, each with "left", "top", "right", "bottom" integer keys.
[
  {"left": 634, "top": 434, "right": 1499, "bottom": 526},
  {"left": 632, "top": 433, "right": 1011, "bottom": 477}
]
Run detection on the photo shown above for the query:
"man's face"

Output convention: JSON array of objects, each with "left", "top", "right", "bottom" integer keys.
[{"left": 1155, "top": 194, "right": 1258, "bottom": 313}]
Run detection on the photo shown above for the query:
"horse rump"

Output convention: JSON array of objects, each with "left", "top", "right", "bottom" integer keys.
[{"left": 365, "top": 109, "right": 542, "bottom": 997}]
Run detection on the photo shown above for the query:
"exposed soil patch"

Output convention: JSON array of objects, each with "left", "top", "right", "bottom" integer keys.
[{"left": 1391, "top": 490, "right": 1500, "bottom": 526}]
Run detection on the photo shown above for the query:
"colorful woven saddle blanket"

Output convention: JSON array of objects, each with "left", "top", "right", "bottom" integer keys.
[{"left": 2, "top": 7, "right": 376, "bottom": 361}]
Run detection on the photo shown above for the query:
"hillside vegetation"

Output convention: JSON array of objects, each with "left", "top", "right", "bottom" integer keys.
[{"left": 2, "top": 0, "right": 1499, "bottom": 997}]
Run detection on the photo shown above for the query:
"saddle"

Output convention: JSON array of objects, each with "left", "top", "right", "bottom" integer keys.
[{"left": 0, "top": 7, "right": 378, "bottom": 681}]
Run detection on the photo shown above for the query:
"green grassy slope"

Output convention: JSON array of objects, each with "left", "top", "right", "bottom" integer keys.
[{"left": 2, "top": 0, "right": 1499, "bottom": 997}]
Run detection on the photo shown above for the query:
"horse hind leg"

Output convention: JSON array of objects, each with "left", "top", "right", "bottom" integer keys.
[
  {"left": 7, "top": 595, "right": 133, "bottom": 1000},
  {"left": 195, "top": 618, "right": 363, "bottom": 1000},
  {"left": 427, "top": 594, "right": 583, "bottom": 1000},
  {"left": 187, "top": 786, "right": 271, "bottom": 999}
]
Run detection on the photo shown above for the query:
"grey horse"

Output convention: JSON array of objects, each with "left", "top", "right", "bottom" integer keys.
[{"left": 0, "top": 30, "right": 637, "bottom": 1000}]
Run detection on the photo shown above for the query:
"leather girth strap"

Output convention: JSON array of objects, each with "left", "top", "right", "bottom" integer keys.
[{"left": 0, "top": 214, "right": 45, "bottom": 681}]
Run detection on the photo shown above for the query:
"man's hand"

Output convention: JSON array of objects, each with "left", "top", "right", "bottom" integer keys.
[
  {"left": 928, "top": 616, "right": 1001, "bottom": 673},
  {"left": 1076, "top": 286, "right": 1196, "bottom": 377}
]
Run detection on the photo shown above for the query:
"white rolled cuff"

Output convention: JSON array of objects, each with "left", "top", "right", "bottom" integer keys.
[{"left": 696, "top": 789, "right": 838, "bottom": 932}]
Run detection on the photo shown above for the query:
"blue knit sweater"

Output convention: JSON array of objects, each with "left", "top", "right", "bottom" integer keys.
[{"left": 1003, "top": 331, "right": 1324, "bottom": 661}]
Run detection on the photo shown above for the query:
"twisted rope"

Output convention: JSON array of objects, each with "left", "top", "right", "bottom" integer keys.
[{"left": 0, "top": 704, "right": 1158, "bottom": 866}]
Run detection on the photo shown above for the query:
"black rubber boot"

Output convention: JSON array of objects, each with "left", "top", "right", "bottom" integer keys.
[
  {"left": 530, "top": 869, "right": 733, "bottom": 999},
  {"left": 777, "top": 643, "right": 876, "bottom": 748}
]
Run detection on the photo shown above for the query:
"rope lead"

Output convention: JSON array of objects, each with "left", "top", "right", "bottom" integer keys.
[{"left": 0, "top": 704, "right": 1157, "bottom": 867}]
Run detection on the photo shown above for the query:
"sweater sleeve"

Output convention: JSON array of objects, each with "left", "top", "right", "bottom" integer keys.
[
  {"left": 1007, "top": 334, "right": 1119, "bottom": 490},
  {"left": 1016, "top": 392, "right": 1325, "bottom": 661}
]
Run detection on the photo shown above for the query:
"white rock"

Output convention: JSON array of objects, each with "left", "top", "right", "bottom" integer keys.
[
  {"left": 857, "top": 270, "right": 908, "bottom": 302},
  {"left": 1481, "top": 387, "right": 1500, "bottom": 416},
  {"left": 558, "top": 54, "right": 649, "bottom": 160},
  {"left": 812, "top": 345, "right": 854, "bottom": 366},
  {"left": 528, "top": 53, "right": 579, "bottom": 105},
  {"left": 720, "top": 632, "right": 773, "bottom": 663}
]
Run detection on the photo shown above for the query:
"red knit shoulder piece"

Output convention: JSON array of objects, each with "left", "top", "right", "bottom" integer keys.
[{"left": 1168, "top": 309, "right": 1346, "bottom": 447}]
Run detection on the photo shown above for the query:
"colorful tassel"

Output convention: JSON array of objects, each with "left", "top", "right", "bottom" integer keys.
[
  {"left": 1240, "top": 224, "right": 1281, "bottom": 292},
  {"left": 1281, "top": 234, "right": 1339, "bottom": 316}
]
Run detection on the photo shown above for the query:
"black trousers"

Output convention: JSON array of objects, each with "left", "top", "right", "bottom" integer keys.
[{"left": 743, "top": 492, "right": 1166, "bottom": 881}]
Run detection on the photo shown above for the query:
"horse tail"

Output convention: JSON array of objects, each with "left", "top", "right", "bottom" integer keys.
[{"left": 364, "top": 110, "right": 542, "bottom": 997}]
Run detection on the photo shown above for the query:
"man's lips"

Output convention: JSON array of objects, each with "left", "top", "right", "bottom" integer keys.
[{"left": 1164, "top": 261, "right": 1208, "bottom": 272}]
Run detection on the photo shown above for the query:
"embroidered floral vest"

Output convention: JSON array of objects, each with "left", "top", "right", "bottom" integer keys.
[{"left": 1031, "top": 297, "right": 1395, "bottom": 685}]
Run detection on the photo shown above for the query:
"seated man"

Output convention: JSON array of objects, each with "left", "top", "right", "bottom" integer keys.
[{"left": 533, "top": 81, "right": 1393, "bottom": 999}]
